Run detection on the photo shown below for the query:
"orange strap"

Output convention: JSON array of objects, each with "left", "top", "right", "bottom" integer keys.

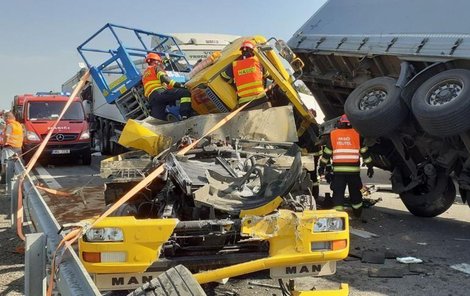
[
  {"left": 36, "top": 185, "right": 73, "bottom": 197},
  {"left": 16, "top": 71, "right": 90, "bottom": 243}
]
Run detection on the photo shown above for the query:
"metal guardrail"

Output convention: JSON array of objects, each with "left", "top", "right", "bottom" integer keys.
[{"left": 9, "top": 159, "right": 100, "bottom": 295}]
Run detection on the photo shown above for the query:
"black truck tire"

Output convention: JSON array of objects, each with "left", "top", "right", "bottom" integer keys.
[
  {"left": 344, "top": 77, "right": 407, "bottom": 137},
  {"left": 127, "top": 265, "right": 206, "bottom": 296},
  {"left": 98, "top": 119, "right": 110, "bottom": 155},
  {"left": 399, "top": 174, "right": 456, "bottom": 217},
  {"left": 411, "top": 69, "right": 470, "bottom": 136}
]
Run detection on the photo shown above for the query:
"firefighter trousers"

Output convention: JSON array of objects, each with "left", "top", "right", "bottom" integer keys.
[
  {"left": 149, "top": 88, "right": 192, "bottom": 120},
  {"left": 330, "top": 173, "right": 363, "bottom": 207}
]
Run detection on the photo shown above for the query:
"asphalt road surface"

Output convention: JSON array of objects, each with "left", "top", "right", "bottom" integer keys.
[{"left": 2, "top": 156, "right": 470, "bottom": 295}]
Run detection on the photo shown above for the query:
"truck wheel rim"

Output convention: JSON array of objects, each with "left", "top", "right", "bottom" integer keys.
[
  {"left": 427, "top": 79, "right": 463, "bottom": 106},
  {"left": 359, "top": 89, "right": 387, "bottom": 111}
]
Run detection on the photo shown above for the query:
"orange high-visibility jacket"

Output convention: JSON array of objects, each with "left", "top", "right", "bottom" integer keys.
[
  {"left": 233, "top": 57, "right": 265, "bottom": 104},
  {"left": 142, "top": 66, "right": 176, "bottom": 97},
  {"left": 5, "top": 120, "right": 23, "bottom": 148},
  {"left": 330, "top": 128, "right": 361, "bottom": 165}
]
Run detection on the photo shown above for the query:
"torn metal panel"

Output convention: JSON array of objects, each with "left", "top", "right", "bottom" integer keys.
[
  {"left": 193, "top": 152, "right": 303, "bottom": 215},
  {"left": 100, "top": 151, "right": 152, "bottom": 180},
  {"left": 139, "top": 105, "right": 298, "bottom": 143},
  {"left": 166, "top": 153, "right": 232, "bottom": 196}
]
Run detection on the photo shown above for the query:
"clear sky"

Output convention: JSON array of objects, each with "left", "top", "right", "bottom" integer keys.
[{"left": 0, "top": 0, "right": 326, "bottom": 110}]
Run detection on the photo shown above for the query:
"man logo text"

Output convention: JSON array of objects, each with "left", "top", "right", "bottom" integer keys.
[{"left": 285, "top": 264, "right": 322, "bottom": 274}]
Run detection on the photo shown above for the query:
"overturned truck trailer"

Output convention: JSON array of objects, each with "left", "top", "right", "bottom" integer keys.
[{"left": 289, "top": 0, "right": 470, "bottom": 217}]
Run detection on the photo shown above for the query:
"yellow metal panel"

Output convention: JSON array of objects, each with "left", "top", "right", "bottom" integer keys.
[
  {"left": 118, "top": 119, "right": 172, "bottom": 156},
  {"left": 194, "top": 210, "right": 349, "bottom": 284},
  {"left": 239, "top": 196, "right": 283, "bottom": 217},
  {"left": 79, "top": 217, "right": 178, "bottom": 273}
]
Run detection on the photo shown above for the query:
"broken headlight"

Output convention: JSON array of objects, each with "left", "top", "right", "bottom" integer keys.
[
  {"left": 313, "top": 217, "right": 344, "bottom": 232},
  {"left": 84, "top": 227, "right": 124, "bottom": 242}
]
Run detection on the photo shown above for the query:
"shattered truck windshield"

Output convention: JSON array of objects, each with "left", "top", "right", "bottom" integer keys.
[{"left": 28, "top": 101, "right": 85, "bottom": 121}]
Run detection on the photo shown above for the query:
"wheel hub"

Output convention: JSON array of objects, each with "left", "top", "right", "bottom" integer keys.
[
  {"left": 359, "top": 89, "right": 387, "bottom": 110},
  {"left": 428, "top": 80, "right": 463, "bottom": 106}
]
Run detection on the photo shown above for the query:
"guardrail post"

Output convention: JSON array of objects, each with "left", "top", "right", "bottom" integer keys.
[
  {"left": 25, "top": 233, "right": 46, "bottom": 296},
  {"left": 6, "top": 158, "right": 17, "bottom": 195},
  {"left": 9, "top": 162, "right": 18, "bottom": 230}
]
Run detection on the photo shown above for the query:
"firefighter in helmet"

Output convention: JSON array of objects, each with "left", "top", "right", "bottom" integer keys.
[
  {"left": 317, "top": 114, "right": 374, "bottom": 217},
  {"left": 221, "top": 40, "right": 269, "bottom": 108},
  {"left": 142, "top": 52, "right": 192, "bottom": 120}
]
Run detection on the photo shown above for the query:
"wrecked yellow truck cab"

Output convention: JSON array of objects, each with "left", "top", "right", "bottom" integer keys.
[
  {"left": 77, "top": 33, "right": 347, "bottom": 293},
  {"left": 79, "top": 209, "right": 349, "bottom": 290}
]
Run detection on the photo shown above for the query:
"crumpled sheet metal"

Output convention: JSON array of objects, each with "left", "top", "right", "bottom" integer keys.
[
  {"left": 241, "top": 210, "right": 304, "bottom": 252},
  {"left": 193, "top": 152, "right": 303, "bottom": 215},
  {"left": 139, "top": 105, "right": 298, "bottom": 143}
]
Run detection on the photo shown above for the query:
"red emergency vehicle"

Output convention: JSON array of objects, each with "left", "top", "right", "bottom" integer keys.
[{"left": 19, "top": 93, "right": 92, "bottom": 164}]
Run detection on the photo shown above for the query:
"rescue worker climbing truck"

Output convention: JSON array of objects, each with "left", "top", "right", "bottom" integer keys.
[
  {"left": 289, "top": 0, "right": 470, "bottom": 217},
  {"left": 19, "top": 93, "right": 92, "bottom": 165}
]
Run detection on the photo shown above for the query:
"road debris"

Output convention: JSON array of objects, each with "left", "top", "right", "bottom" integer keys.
[
  {"left": 408, "top": 264, "right": 433, "bottom": 275},
  {"left": 368, "top": 267, "right": 404, "bottom": 278},
  {"left": 450, "top": 263, "right": 470, "bottom": 275},
  {"left": 361, "top": 249, "right": 386, "bottom": 264},
  {"left": 350, "top": 228, "right": 379, "bottom": 238},
  {"left": 454, "top": 238, "right": 470, "bottom": 242},
  {"left": 397, "top": 257, "right": 423, "bottom": 264},
  {"left": 247, "top": 281, "right": 281, "bottom": 290}
]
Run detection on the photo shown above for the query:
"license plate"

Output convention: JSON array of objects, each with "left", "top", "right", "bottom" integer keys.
[
  {"left": 270, "top": 261, "right": 336, "bottom": 279},
  {"left": 51, "top": 149, "right": 70, "bottom": 155},
  {"left": 93, "top": 272, "right": 161, "bottom": 291}
]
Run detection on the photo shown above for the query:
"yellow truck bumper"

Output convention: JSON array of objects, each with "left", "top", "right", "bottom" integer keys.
[{"left": 80, "top": 210, "right": 349, "bottom": 282}]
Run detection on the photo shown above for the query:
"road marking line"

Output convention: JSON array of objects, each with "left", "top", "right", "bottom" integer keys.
[{"left": 34, "top": 164, "right": 61, "bottom": 189}]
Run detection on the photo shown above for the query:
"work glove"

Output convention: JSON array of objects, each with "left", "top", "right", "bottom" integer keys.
[
  {"left": 318, "top": 165, "right": 325, "bottom": 176},
  {"left": 367, "top": 166, "right": 374, "bottom": 178}
]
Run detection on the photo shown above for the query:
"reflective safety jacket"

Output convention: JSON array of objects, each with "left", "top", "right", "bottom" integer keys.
[
  {"left": 142, "top": 66, "right": 178, "bottom": 97},
  {"left": 5, "top": 120, "right": 23, "bottom": 148},
  {"left": 319, "top": 127, "right": 372, "bottom": 173},
  {"left": 233, "top": 57, "right": 265, "bottom": 104}
]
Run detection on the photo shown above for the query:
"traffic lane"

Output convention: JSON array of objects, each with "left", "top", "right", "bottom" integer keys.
[
  {"left": 32, "top": 154, "right": 107, "bottom": 224},
  {"left": 33, "top": 154, "right": 105, "bottom": 189}
]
